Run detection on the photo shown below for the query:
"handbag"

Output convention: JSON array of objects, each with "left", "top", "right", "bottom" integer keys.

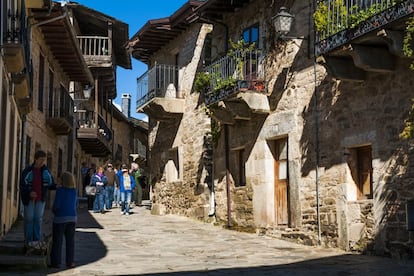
[{"left": 85, "top": 185, "right": 96, "bottom": 196}]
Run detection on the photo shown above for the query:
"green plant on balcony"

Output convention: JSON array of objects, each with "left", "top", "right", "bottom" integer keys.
[
  {"left": 194, "top": 72, "right": 212, "bottom": 93},
  {"left": 228, "top": 39, "right": 256, "bottom": 80},
  {"left": 313, "top": 0, "right": 403, "bottom": 40},
  {"left": 214, "top": 76, "right": 236, "bottom": 92},
  {"left": 313, "top": 0, "right": 347, "bottom": 38}
]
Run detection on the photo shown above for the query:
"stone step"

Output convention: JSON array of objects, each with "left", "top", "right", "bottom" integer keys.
[
  {"left": 0, "top": 240, "right": 25, "bottom": 255},
  {"left": 0, "top": 254, "right": 48, "bottom": 271}
]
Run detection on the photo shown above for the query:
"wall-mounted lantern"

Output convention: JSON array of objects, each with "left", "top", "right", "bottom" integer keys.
[{"left": 272, "top": 7, "right": 295, "bottom": 40}]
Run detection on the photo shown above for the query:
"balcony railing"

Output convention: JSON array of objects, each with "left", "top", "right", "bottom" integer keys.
[
  {"left": 3, "top": 6, "right": 30, "bottom": 74},
  {"left": 78, "top": 36, "right": 110, "bottom": 56},
  {"left": 136, "top": 64, "right": 179, "bottom": 108},
  {"left": 315, "top": 0, "right": 414, "bottom": 55},
  {"left": 46, "top": 88, "right": 74, "bottom": 134},
  {"left": 203, "top": 48, "right": 265, "bottom": 105}
]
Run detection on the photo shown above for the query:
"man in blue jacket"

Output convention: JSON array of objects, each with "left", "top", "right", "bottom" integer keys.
[{"left": 20, "top": 150, "right": 55, "bottom": 246}]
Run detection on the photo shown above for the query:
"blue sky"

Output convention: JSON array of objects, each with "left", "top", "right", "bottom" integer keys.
[{"left": 74, "top": 0, "right": 188, "bottom": 120}]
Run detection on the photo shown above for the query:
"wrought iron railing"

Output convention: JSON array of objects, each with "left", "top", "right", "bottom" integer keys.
[
  {"left": 47, "top": 87, "right": 74, "bottom": 124},
  {"left": 77, "top": 36, "right": 110, "bottom": 56},
  {"left": 136, "top": 64, "right": 179, "bottom": 108},
  {"left": 314, "top": 0, "right": 396, "bottom": 40},
  {"left": 314, "top": 0, "right": 414, "bottom": 55},
  {"left": 202, "top": 48, "right": 265, "bottom": 105}
]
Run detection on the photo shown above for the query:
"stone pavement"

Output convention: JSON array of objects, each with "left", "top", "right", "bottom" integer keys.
[{"left": 2, "top": 200, "right": 414, "bottom": 276}]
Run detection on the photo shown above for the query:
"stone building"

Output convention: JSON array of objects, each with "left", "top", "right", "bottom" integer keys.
[
  {"left": 0, "top": 1, "right": 146, "bottom": 238},
  {"left": 129, "top": 0, "right": 414, "bottom": 258}
]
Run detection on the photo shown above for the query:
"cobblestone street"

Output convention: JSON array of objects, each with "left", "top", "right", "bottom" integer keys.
[{"left": 2, "top": 201, "right": 410, "bottom": 276}]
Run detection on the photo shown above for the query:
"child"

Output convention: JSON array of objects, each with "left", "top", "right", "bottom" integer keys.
[{"left": 49, "top": 171, "right": 78, "bottom": 268}]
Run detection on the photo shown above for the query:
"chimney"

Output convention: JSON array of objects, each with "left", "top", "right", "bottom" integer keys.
[{"left": 121, "top": 93, "right": 131, "bottom": 118}]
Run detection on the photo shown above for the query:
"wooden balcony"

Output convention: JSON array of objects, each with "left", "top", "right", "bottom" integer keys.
[
  {"left": 46, "top": 89, "right": 74, "bottom": 135},
  {"left": 76, "top": 111, "right": 112, "bottom": 157},
  {"left": 314, "top": 0, "right": 414, "bottom": 81},
  {"left": 136, "top": 64, "right": 184, "bottom": 121},
  {"left": 202, "top": 49, "right": 269, "bottom": 123}
]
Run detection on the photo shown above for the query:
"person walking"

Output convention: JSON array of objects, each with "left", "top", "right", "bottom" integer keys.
[
  {"left": 91, "top": 166, "right": 107, "bottom": 213},
  {"left": 104, "top": 163, "right": 119, "bottom": 210},
  {"left": 117, "top": 164, "right": 136, "bottom": 215},
  {"left": 19, "top": 150, "right": 56, "bottom": 248},
  {"left": 113, "top": 164, "right": 121, "bottom": 207},
  {"left": 49, "top": 171, "right": 78, "bottom": 269},
  {"left": 131, "top": 163, "right": 143, "bottom": 207}
]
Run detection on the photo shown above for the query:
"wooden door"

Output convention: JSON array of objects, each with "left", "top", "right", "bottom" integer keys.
[
  {"left": 357, "top": 146, "right": 372, "bottom": 199},
  {"left": 274, "top": 138, "right": 288, "bottom": 225}
]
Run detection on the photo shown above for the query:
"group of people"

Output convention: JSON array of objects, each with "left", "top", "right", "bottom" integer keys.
[
  {"left": 82, "top": 162, "right": 146, "bottom": 216},
  {"left": 19, "top": 150, "right": 146, "bottom": 269}
]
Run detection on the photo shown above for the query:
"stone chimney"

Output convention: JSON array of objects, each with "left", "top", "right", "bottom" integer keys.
[{"left": 121, "top": 93, "right": 131, "bottom": 118}]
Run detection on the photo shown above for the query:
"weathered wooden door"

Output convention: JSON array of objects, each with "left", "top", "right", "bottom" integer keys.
[
  {"left": 357, "top": 146, "right": 372, "bottom": 199},
  {"left": 274, "top": 138, "right": 288, "bottom": 225}
]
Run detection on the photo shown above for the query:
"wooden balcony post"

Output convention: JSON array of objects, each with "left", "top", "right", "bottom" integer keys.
[
  {"left": 108, "top": 22, "right": 113, "bottom": 56},
  {"left": 94, "top": 78, "right": 98, "bottom": 128}
]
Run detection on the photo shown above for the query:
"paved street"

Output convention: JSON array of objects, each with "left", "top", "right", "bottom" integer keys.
[{"left": 7, "top": 201, "right": 414, "bottom": 276}]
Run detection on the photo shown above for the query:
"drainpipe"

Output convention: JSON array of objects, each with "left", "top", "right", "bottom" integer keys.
[
  {"left": 224, "top": 124, "right": 231, "bottom": 227},
  {"left": 311, "top": 0, "right": 322, "bottom": 246},
  {"left": 208, "top": 130, "right": 215, "bottom": 217}
]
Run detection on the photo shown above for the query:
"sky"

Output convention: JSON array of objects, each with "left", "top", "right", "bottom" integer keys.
[{"left": 74, "top": 0, "right": 188, "bottom": 121}]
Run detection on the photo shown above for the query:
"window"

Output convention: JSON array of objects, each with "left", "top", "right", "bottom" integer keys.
[
  {"left": 8, "top": 106, "right": 16, "bottom": 193},
  {"left": 115, "top": 144, "right": 123, "bottom": 163},
  {"left": 166, "top": 147, "right": 180, "bottom": 183},
  {"left": 47, "top": 151, "right": 53, "bottom": 171},
  {"left": 25, "top": 135, "right": 31, "bottom": 167},
  {"left": 348, "top": 145, "right": 373, "bottom": 199},
  {"left": 38, "top": 54, "right": 45, "bottom": 112},
  {"left": 243, "top": 24, "right": 259, "bottom": 45},
  {"left": 48, "top": 69, "right": 54, "bottom": 117},
  {"left": 231, "top": 148, "right": 246, "bottom": 187},
  {"left": 58, "top": 148, "right": 63, "bottom": 177},
  {"left": 203, "top": 34, "right": 212, "bottom": 66}
]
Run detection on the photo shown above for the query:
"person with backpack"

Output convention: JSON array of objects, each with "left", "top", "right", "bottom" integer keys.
[{"left": 19, "top": 150, "right": 56, "bottom": 248}]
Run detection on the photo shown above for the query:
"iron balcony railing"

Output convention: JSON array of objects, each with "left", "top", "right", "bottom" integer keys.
[
  {"left": 315, "top": 0, "right": 414, "bottom": 55},
  {"left": 77, "top": 36, "right": 110, "bottom": 56},
  {"left": 203, "top": 48, "right": 265, "bottom": 105},
  {"left": 136, "top": 64, "right": 179, "bottom": 108}
]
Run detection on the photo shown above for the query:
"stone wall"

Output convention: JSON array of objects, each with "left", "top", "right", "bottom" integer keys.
[{"left": 149, "top": 24, "right": 213, "bottom": 219}]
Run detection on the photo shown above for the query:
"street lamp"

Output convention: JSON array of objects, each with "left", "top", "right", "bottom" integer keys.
[
  {"left": 273, "top": 7, "right": 295, "bottom": 40},
  {"left": 83, "top": 85, "right": 93, "bottom": 99},
  {"left": 273, "top": 7, "right": 308, "bottom": 41}
]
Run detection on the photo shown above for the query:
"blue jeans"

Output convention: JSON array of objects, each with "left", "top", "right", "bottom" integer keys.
[
  {"left": 121, "top": 192, "right": 132, "bottom": 214},
  {"left": 105, "top": 186, "right": 114, "bottom": 209},
  {"left": 93, "top": 187, "right": 105, "bottom": 212},
  {"left": 50, "top": 222, "right": 76, "bottom": 266},
  {"left": 24, "top": 200, "right": 45, "bottom": 243},
  {"left": 114, "top": 187, "right": 121, "bottom": 206}
]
